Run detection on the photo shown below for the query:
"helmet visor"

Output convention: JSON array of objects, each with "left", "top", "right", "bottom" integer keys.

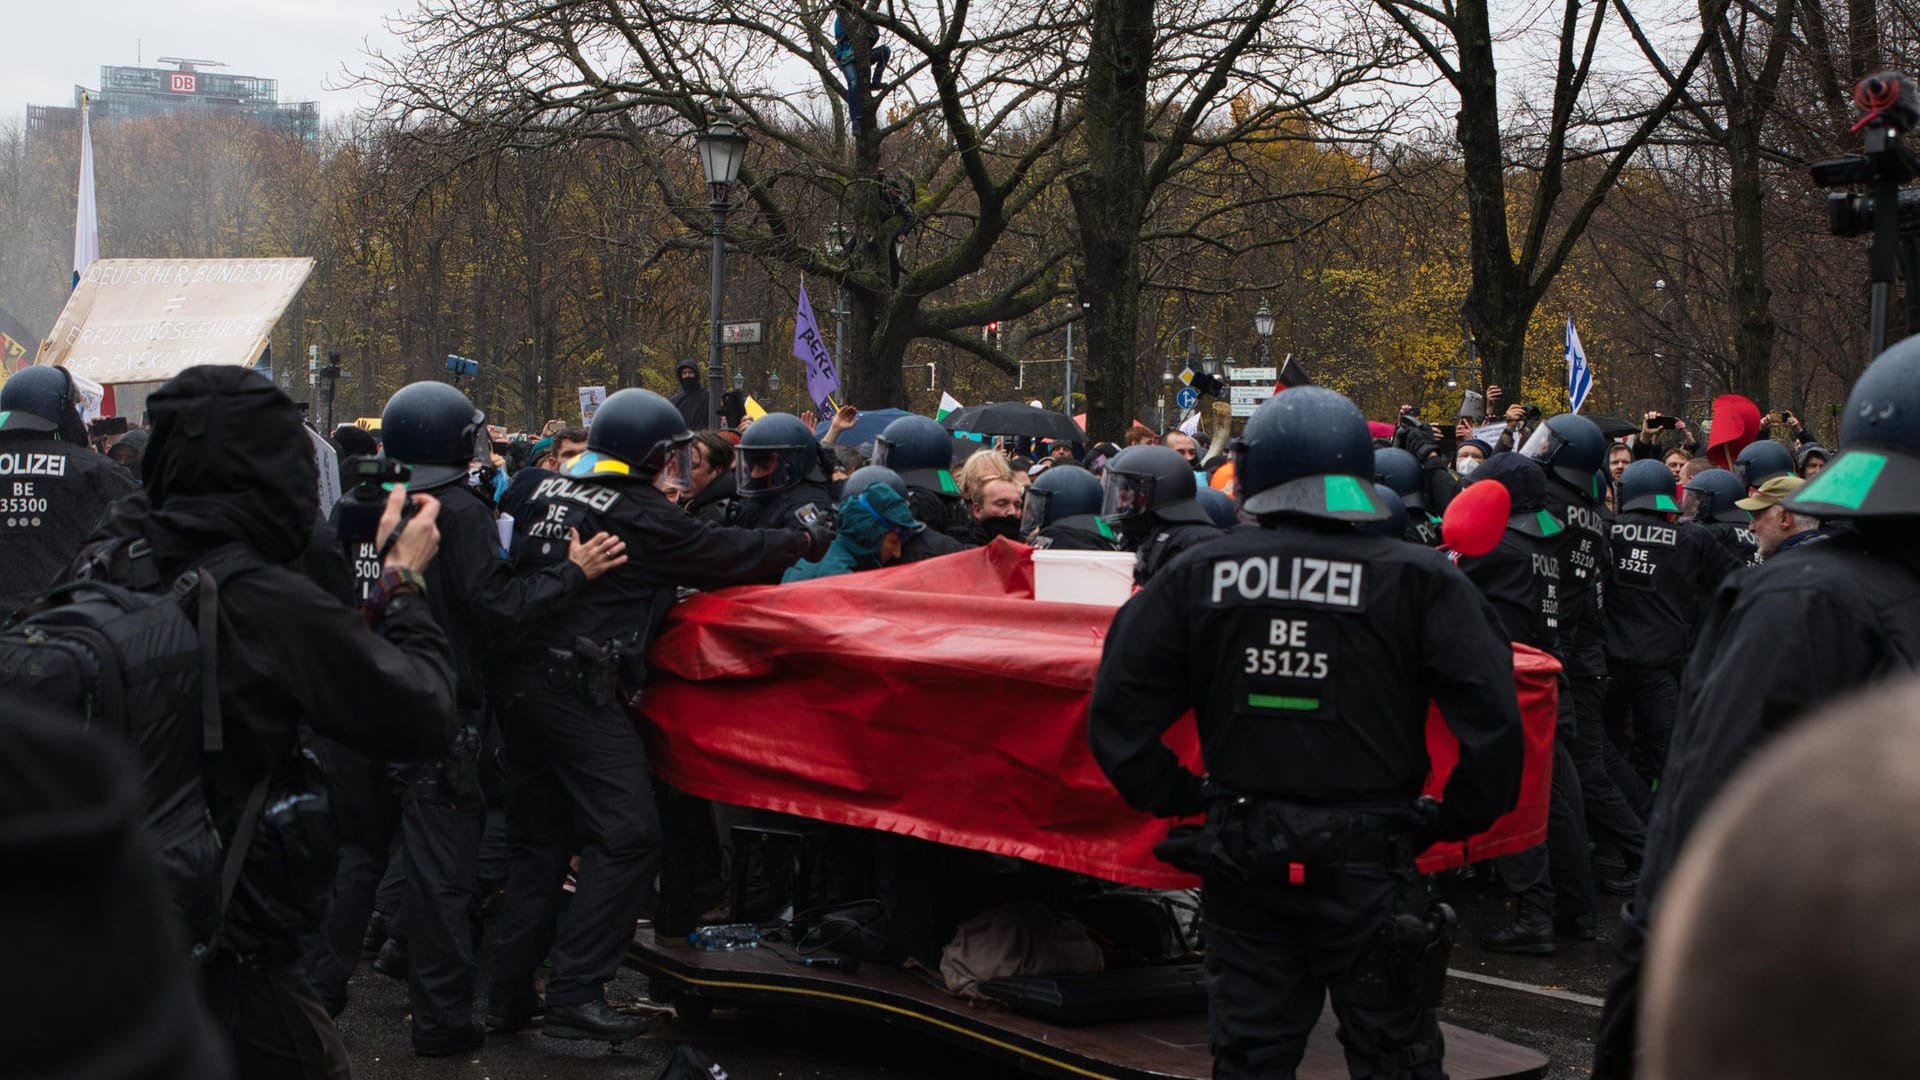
[
  {"left": 1518, "top": 422, "right": 1560, "bottom": 464},
  {"left": 1019, "top": 487, "right": 1052, "bottom": 538},
  {"left": 653, "top": 437, "right": 695, "bottom": 491},
  {"left": 1679, "top": 486, "right": 1708, "bottom": 521},
  {"left": 1100, "top": 470, "right": 1155, "bottom": 523},
  {"left": 870, "top": 436, "right": 897, "bottom": 469},
  {"left": 737, "top": 446, "right": 806, "bottom": 495}
]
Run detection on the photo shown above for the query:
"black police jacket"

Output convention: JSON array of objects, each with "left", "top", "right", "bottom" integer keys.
[
  {"left": 1543, "top": 475, "right": 1612, "bottom": 677},
  {"left": 1131, "top": 521, "right": 1225, "bottom": 584},
  {"left": 1597, "top": 528, "right": 1920, "bottom": 1077},
  {"left": 730, "top": 480, "right": 834, "bottom": 583},
  {"left": 1036, "top": 514, "right": 1120, "bottom": 552},
  {"left": 906, "top": 485, "right": 972, "bottom": 538},
  {"left": 1604, "top": 510, "right": 1739, "bottom": 666},
  {"left": 1454, "top": 516, "right": 1562, "bottom": 654},
  {"left": 1701, "top": 520, "right": 1760, "bottom": 568},
  {"left": 1088, "top": 521, "right": 1524, "bottom": 842},
  {"left": 903, "top": 523, "right": 970, "bottom": 562},
  {"left": 515, "top": 473, "right": 809, "bottom": 648},
  {"left": 0, "top": 432, "right": 137, "bottom": 611},
  {"left": 1403, "top": 512, "right": 1442, "bottom": 548}
]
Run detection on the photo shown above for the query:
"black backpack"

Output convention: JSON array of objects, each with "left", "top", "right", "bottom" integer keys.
[{"left": 0, "top": 537, "right": 267, "bottom": 960}]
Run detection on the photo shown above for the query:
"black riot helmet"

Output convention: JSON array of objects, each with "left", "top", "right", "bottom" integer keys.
[
  {"left": 1682, "top": 468, "right": 1749, "bottom": 523},
  {"left": 1787, "top": 334, "right": 1920, "bottom": 518},
  {"left": 841, "top": 464, "right": 908, "bottom": 500},
  {"left": 1373, "top": 447, "right": 1427, "bottom": 510},
  {"left": 1195, "top": 485, "right": 1239, "bottom": 530},
  {"left": 1021, "top": 463, "right": 1103, "bottom": 537},
  {"left": 1358, "top": 484, "right": 1408, "bottom": 538},
  {"left": 1734, "top": 439, "right": 1795, "bottom": 490},
  {"left": 1520, "top": 413, "right": 1608, "bottom": 498},
  {"left": 1618, "top": 458, "right": 1682, "bottom": 514},
  {"left": 872, "top": 414, "right": 959, "bottom": 494},
  {"left": 380, "top": 380, "right": 488, "bottom": 491},
  {"left": 569, "top": 387, "right": 692, "bottom": 486},
  {"left": 1230, "top": 386, "right": 1389, "bottom": 522},
  {"left": 1100, "top": 445, "right": 1211, "bottom": 526},
  {"left": 736, "top": 412, "right": 820, "bottom": 497},
  {"left": 0, "top": 366, "right": 72, "bottom": 435}
]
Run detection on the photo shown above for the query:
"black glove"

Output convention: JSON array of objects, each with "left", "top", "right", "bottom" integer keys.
[
  {"left": 792, "top": 503, "right": 836, "bottom": 562},
  {"left": 1399, "top": 415, "right": 1440, "bottom": 463}
]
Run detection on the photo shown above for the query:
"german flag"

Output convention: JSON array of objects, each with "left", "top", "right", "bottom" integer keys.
[{"left": 0, "top": 305, "right": 34, "bottom": 374}]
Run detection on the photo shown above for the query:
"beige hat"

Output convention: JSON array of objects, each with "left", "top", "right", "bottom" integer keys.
[{"left": 1735, "top": 474, "right": 1806, "bottom": 512}]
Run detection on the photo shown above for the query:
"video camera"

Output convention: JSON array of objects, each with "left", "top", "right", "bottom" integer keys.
[
  {"left": 335, "top": 455, "right": 414, "bottom": 547},
  {"left": 1811, "top": 71, "right": 1920, "bottom": 357}
]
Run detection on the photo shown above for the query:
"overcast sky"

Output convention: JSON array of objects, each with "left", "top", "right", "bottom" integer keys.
[{"left": 2, "top": 1, "right": 407, "bottom": 126}]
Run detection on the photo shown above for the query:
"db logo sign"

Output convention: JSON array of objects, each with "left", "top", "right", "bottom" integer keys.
[{"left": 169, "top": 73, "right": 197, "bottom": 93}]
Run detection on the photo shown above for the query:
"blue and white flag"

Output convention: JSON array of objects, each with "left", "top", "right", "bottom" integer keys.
[
  {"left": 73, "top": 93, "right": 98, "bottom": 289},
  {"left": 1565, "top": 316, "right": 1593, "bottom": 415}
]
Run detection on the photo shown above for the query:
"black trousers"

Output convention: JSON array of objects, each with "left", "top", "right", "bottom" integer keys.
[
  {"left": 1566, "top": 676, "right": 1645, "bottom": 861},
  {"left": 1494, "top": 733, "right": 1595, "bottom": 919},
  {"left": 1612, "top": 662, "right": 1681, "bottom": 784},
  {"left": 399, "top": 750, "right": 487, "bottom": 1043},
  {"left": 488, "top": 683, "right": 662, "bottom": 1010},
  {"left": 202, "top": 954, "right": 350, "bottom": 1080},
  {"left": 303, "top": 737, "right": 401, "bottom": 1008},
  {"left": 1202, "top": 866, "right": 1445, "bottom": 1080}
]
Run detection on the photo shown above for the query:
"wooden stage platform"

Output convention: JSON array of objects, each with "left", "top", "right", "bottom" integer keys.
[{"left": 627, "top": 931, "right": 1548, "bottom": 1079}]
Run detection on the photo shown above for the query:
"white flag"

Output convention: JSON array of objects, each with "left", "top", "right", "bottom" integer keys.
[
  {"left": 936, "top": 391, "right": 963, "bottom": 421},
  {"left": 73, "top": 95, "right": 98, "bottom": 288}
]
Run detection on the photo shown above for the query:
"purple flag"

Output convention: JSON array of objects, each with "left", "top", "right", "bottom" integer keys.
[{"left": 793, "top": 283, "right": 840, "bottom": 410}]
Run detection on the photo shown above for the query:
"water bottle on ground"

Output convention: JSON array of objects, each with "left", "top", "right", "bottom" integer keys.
[{"left": 689, "top": 923, "right": 762, "bottom": 950}]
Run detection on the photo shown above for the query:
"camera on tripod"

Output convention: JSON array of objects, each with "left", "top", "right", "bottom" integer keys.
[{"left": 1810, "top": 71, "right": 1920, "bottom": 357}]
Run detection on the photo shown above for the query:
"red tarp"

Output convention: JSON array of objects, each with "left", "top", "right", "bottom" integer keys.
[{"left": 641, "top": 540, "right": 1558, "bottom": 888}]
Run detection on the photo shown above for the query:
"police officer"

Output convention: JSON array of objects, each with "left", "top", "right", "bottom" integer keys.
[
  {"left": 1375, "top": 447, "right": 1442, "bottom": 546},
  {"left": 842, "top": 465, "right": 968, "bottom": 561},
  {"left": 730, "top": 413, "right": 837, "bottom": 581},
  {"left": 1100, "top": 444, "right": 1222, "bottom": 583},
  {"left": 0, "top": 366, "right": 136, "bottom": 612},
  {"left": 1605, "top": 460, "right": 1739, "bottom": 781},
  {"left": 872, "top": 414, "right": 969, "bottom": 536},
  {"left": 1733, "top": 438, "right": 1795, "bottom": 491},
  {"left": 1450, "top": 455, "right": 1596, "bottom": 953},
  {"left": 1593, "top": 336, "right": 1920, "bottom": 1079},
  {"left": 1680, "top": 468, "right": 1759, "bottom": 567},
  {"left": 1021, "top": 464, "right": 1119, "bottom": 550},
  {"left": 332, "top": 382, "right": 626, "bottom": 1054},
  {"left": 1521, "top": 414, "right": 1648, "bottom": 894},
  {"left": 1089, "top": 387, "right": 1523, "bottom": 1080},
  {"left": 486, "top": 389, "right": 829, "bottom": 1043},
  {"left": 1358, "top": 485, "right": 1408, "bottom": 539}
]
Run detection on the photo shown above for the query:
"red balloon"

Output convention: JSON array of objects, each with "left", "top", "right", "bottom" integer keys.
[
  {"left": 1705, "top": 394, "right": 1762, "bottom": 470},
  {"left": 1443, "top": 480, "right": 1512, "bottom": 557}
]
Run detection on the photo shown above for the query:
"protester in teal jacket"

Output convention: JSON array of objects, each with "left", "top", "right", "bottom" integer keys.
[{"left": 784, "top": 483, "right": 921, "bottom": 582}]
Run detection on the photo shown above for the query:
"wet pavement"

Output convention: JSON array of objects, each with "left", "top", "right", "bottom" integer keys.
[{"left": 343, "top": 867, "right": 1619, "bottom": 1080}]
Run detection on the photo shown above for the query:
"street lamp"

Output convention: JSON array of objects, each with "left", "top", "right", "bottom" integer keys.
[
  {"left": 1160, "top": 359, "right": 1177, "bottom": 433},
  {"left": 1253, "top": 301, "right": 1274, "bottom": 366},
  {"left": 696, "top": 106, "right": 749, "bottom": 429},
  {"left": 733, "top": 370, "right": 748, "bottom": 392}
]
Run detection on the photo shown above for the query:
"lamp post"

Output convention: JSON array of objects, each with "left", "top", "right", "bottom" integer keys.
[
  {"left": 828, "top": 221, "right": 852, "bottom": 397},
  {"left": 1160, "top": 359, "right": 1177, "bottom": 433},
  {"left": 1253, "top": 301, "right": 1274, "bottom": 368},
  {"left": 696, "top": 108, "right": 749, "bottom": 429}
]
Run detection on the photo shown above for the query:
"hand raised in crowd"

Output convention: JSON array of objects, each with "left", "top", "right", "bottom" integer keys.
[
  {"left": 799, "top": 409, "right": 819, "bottom": 431},
  {"left": 1642, "top": 410, "right": 1663, "bottom": 436},
  {"left": 1486, "top": 384, "right": 1504, "bottom": 407},
  {"left": 377, "top": 484, "right": 441, "bottom": 574},
  {"left": 1456, "top": 417, "right": 1475, "bottom": 440},
  {"left": 1504, "top": 403, "right": 1527, "bottom": 425},
  {"left": 828, "top": 404, "right": 859, "bottom": 434},
  {"left": 567, "top": 527, "right": 628, "bottom": 581}
]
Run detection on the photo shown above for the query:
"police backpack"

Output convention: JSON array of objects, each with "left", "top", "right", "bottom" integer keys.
[{"left": 0, "top": 537, "right": 267, "bottom": 960}]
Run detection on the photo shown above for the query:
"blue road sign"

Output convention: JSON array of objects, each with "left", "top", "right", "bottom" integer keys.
[{"left": 1176, "top": 387, "right": 1199, "bottom": 410}]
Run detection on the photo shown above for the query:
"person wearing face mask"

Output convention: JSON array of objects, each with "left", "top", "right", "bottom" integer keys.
[
  {"left": 1456, "top": 438, "right": 1492, "bottom": 478},
  {"left": 669, "top": 361, "right": 711, "bottom": 433},
  {"left": 969, "top": 477, "right": 1026, "bottom": 543},
  {"left": 784, "top": 480, "right": 923, "bottom": 580}
]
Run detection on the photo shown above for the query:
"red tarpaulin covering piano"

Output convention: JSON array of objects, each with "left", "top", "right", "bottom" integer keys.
[{"left": 641, "top": 540, "right": 1557, "bottom": 888}]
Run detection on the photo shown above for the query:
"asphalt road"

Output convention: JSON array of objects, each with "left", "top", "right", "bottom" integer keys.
[{"left": 341, "top": 868, "right": 1619, "bottom": 1080}]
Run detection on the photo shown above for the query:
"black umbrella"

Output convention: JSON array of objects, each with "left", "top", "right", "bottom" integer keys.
[
  {"left": 939, "top": 402, "right": 1087, "bottom": 441},
  {"left": 1587, "top": 415, "right": 1640, "bottom": 439}
]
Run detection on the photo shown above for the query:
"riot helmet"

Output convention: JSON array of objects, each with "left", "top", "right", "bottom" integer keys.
[
  {"left": 1519, "top": 413, "right": 1607, "bottom": 497},
  {"left": 0, "top": 366, "right": 72, "bottom": 435},
  {"left": 1195, "top": 485, "right": 1239, "bottom": 530},
  {"left": 1618, "top": 458, "right": 1682, "bottom": 514},
  {"left": 568, "top": 387, "right": 693, "bottom": 487},
  {"left": 1021, "top": 463, "right": 1103, "bottom": 537},
  {"left": 872, "top": 415, "right": 958, "bottom": 494},
  {"left": 735, "top": 412, "right": 820, "bottom": 497},
  {"left": 1734, "top": 439, "right": 1795, "bottom": 490},
  {"left": 1358, "top": 485, "right": 1408, "bottom": 538},
  {"left": 1100, "top": 445, "right": 1211, "bottom": 526},
  {"left": 380, "top": 381, "right": 489, "bottom": 491},
  {"left": 1373, "top": 447, "right": 1427, "bottom": 509},
  {"left": 1230, "top": 386, "right": 1388, "bottom": 522},
  {"left": 841, "top": 464, "right": 908, "bottom": 501},
  {"left": 1787, "top": 334, "right": 1920, "bottom": 518},
  {"left": 1681, "top": 468, "right": 1749, "bottom": 523}
]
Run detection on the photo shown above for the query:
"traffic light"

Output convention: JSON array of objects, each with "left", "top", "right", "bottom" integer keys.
[{"left": 984, "top": 320, "right": 1001, "bottom": 346}]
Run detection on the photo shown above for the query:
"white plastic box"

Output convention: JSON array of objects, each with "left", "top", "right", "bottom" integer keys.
[{"left": 1031, "top": 549, "right": 1137, "bottom": 607}]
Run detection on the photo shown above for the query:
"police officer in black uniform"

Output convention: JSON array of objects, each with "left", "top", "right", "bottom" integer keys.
[
  {"left": 1089, "top": 387, "right": 1523, "bottom": 1080},
  {"left": 1021, "top": 464, "right": 1119, "bottom": 550},
  {"left": 730, "top": 414, "right": 837, "bottom": 582},
  {"left": 1680, "top": 468, "right": 1759, "bottom": 567},
  {"left": 872, "top": 414, "right": 970, "bottom": 536},
  {"left": 1521, "top": 413, "right": 1649, "bottom": 892},
  {"left": 1605, "top": 460, "right": 1739, "bottom": 781},
  {"left": 336, "top": 382, "right": 625, "bottom": 1054},
  {"left": 1375, "top": 447, "right": 1443, "bottom": 546},
  {"left": 1100, "top": 444, "right": 1222, "bottom": 583},
  {"left": 1594, "top": 336, "right": 1920, "bottom": 1079},
  {"left": 1196, "top": 484, "right": 1241, "bottom": 532},
  {"left": 1733, "top": 438, "right": 1795, "bottom": 491},
  {"left": 843, "top": 465, "right": 969, "bottom": 561},
  {"left": 1450, "top": 454, "right": 1597, "bottom": 953},
  {"left": 0, "top": 365, "right": 136, "bottom": 612},
  {"left": 485, "top": 389, "right": 829, "bottom": 1043}
]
